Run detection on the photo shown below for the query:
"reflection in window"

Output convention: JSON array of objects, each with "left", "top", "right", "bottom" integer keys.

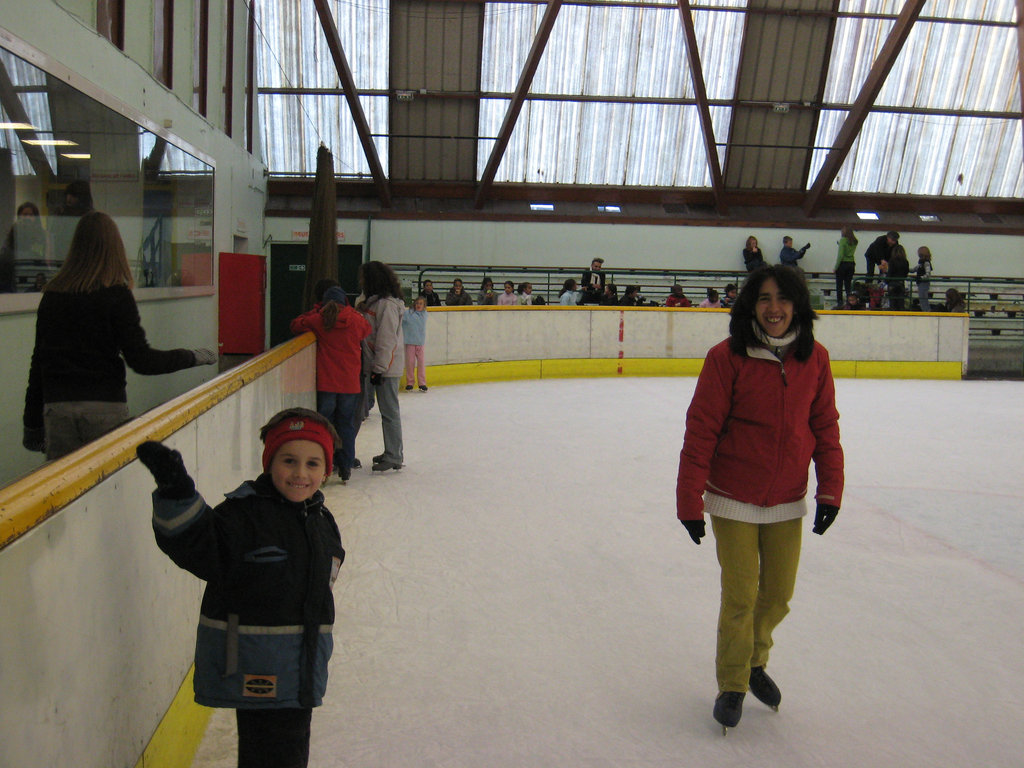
[{"left": 0, "top": 43, "right": 214, "bottom": 298}]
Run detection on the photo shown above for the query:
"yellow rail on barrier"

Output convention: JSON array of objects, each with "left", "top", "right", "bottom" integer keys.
[{"left": 0, "top": 335, "right": 315, "bottom": 551}]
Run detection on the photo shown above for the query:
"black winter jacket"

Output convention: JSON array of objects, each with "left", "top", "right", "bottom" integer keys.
[{"left": 152, "top": 474, "right": 345, "bottom": 709}]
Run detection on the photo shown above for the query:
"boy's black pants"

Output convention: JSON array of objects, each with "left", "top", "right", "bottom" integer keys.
[{"left": 236, "top": 707, "right": 312, "bottom": 768}]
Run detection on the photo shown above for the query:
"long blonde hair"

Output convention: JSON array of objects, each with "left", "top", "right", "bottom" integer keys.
[{"left": 44, "top": 211, "right": 133, "bottom": 293}]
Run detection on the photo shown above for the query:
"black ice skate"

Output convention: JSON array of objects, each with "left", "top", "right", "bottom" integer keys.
[
  {"left": 713, "top": 691, "right": 744, "bottom": 734},
  {"left": 748, "top": 666, "right": 781, "bottom": 711}
]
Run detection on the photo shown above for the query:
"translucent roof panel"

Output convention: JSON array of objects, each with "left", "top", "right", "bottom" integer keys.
[
  {"left": 480, "top": 2, "right": 744, "bottom": 185},
  {"left": 256, "top": 0, "right": 388, "bottom": 175},
  {"left": 816, "top": 4, "right": 1022, "bottom": 197},
  {"left": 261, "top": 93, "right": 388, "bottom": 177},
  {"left": 811, "top": 110, "right": 1023, "bottom": 198}
]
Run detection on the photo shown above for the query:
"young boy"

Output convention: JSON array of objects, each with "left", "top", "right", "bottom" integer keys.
[{"left": 136, "top": 408, "right": 345, "bottom": 768}]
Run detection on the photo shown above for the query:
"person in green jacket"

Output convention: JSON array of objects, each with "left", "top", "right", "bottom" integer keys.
[{"left": 833, "top": 226, "right": 858, "bottom": 308}]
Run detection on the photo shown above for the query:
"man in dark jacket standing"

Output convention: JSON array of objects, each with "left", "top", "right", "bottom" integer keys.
[{"left": 863, "top": 231, "right": 899, "bottom": 278}]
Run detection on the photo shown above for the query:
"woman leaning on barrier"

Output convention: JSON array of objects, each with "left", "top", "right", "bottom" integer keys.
[{"left": 22, "top": 211, "right": 216, "bottom": 461}]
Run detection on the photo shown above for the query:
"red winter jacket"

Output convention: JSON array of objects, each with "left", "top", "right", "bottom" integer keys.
[
  {"left": 291, "top": 303, "right": 371, "bottom": 394},
  {"left": 676, "top": 339, "right": 843, "bottom": 521}
]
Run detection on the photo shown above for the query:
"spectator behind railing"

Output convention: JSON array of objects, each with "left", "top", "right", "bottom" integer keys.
[
  {"left": 700, "top": 288, "right": 721, "bottom": 308},
  {"left": 477, "top": 277, "right": 497, "bottom": 305},
  {"left": 581, "top": 258, "right": 605, "bottom": 304},
  {"left": 722, "top": 283, "right": 738, "bottom": 309},
  {"left": 517, "top": 282, "right": 545, "bottom": 305},
  {"left": 944, "top": 288, "right": 966, "bottom": 313},
  {"left": 497, "top": 280, "right": 517, "bottom": 306},
  {"left": 913, "top": 247, "right": 933, "bottom": 311},
  {"left": 665, "top": 284, "right": 692, "bottom": 308},
  {"left": 419, "top": 279, "right": 441, "bottom": 307},
  {"left": 600, "top": 283, "right": 619, "bottom": 306},
  {"left": 559, "top": 278, "right": 582, "bottom": 305},
  {"left": 446, "top": 278, "right": 473, "bottom": 306},
  {"left": 742, "top": 235, "right": 765, "bottom": 272},
  {"left": 888, "top": 244, "right": 910, "bottom": 311}
]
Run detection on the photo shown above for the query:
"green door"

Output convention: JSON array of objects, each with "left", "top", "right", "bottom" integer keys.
[{"left": 268, "top": 243, "right": 364, "bottom": 347}]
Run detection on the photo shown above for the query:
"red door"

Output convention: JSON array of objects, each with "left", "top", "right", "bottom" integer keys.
[{"left": 218, "top": 252, "right": 266, "bottom": 355}]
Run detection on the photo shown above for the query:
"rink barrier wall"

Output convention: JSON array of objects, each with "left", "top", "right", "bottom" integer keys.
[
  {"left": 407, "top": 306, "right": 968, "bottom": 385},
  {"left": 0, "top": 335, "right": 317, "bottom": 768}
]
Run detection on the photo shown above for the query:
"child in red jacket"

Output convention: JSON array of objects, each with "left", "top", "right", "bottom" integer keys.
[{"left": 291, "top": 285, "right": 371, "bottom": 482}]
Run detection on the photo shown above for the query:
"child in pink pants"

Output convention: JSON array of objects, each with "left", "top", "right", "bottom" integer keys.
[{"left": 402, "top": 296, "right": 428, "bottom": 391}]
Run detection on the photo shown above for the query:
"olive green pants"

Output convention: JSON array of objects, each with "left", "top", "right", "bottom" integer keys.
[{"left": 712, "top": 515, "right": 802, "bottom": 693}]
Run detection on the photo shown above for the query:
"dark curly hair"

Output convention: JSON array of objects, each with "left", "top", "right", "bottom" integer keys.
[
  {"left": 359, "top": 260, "right": 403, "bottom": 300},
  {"left": 728, "top": 265, "right": 817, "bottom": 361}
]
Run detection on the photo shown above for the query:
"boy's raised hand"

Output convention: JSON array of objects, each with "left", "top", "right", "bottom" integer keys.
[{"left": 136, "top": 441, "right": 196, "bottom": 499}]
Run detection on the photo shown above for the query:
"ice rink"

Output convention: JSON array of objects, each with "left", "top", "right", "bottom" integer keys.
[{"left": 192, "top": 375, "right": 1024, "bottom": 767}]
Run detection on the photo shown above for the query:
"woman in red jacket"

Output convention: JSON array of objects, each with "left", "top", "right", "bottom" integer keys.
[{"left": 676, "top": 265, "right": 844, "bottom": 733}]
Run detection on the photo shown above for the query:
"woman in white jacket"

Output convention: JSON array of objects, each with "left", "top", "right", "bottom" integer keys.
[{"left": 357, "top": 261, "right": 406, "bottom": 471}]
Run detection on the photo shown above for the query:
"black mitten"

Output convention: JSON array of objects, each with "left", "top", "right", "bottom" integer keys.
[
  {"left": 813, "top": 503, "right": 839, "bottom": 535},
  {"left": 680, "top": 518, "right": 706, "bottom": 545},
  {"left": 136, "top": 441, "right": 196, "bottom": 499},
  {"left": 370, "top": 372, "right": 383, "bottom": 386}
]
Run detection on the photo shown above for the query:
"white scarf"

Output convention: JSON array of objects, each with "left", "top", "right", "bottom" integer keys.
[{"left": 752, "top": 320, "right": 799, "bottom": 360}]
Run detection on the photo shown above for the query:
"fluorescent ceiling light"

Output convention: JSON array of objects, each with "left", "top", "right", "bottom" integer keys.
[
  {"left": 856, "top": 211, "right": 879, "bottom": 221},
  {"left": 530, "top": 202, "right": 554, "bottom": 211},
  {"left": 598, "top": 205, "right": 621, "bottom": 213},
  {"left": 919, "top": 214, "right": 940, "bottom": 222},
  {"left": 61, "top": 153, "right": 91, "bottom": 160},
  {"left": 23, "top": 138, "right": 78, "bottom": 146},
  {"left": 0, "top": 122, "right": 38, "bottom": 130}
]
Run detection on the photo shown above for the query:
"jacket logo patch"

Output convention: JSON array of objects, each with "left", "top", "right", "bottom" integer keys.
[
  {"left": 289, "top": 421, "right": 305, "bottom": 431},
  {"left": 242, "top": 675, "right": 278, "bottom": 698}
]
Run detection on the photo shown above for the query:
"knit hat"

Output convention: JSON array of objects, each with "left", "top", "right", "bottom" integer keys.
[
  {"left": 323, "top": 286, "right": 348, "bottom": 306},
  {"left": 261, "top": 415, "right": 335, "bottom": 477}
]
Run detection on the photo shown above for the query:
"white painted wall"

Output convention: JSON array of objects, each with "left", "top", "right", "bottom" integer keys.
[
  {"left": 265, "top": 217, "right": 1024, "bottom": 279},
  {"left": 0, "top": 346, "right": 316, "bottom": 768}
]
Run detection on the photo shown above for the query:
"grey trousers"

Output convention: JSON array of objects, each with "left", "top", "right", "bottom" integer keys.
[
  {"left": 375, "top": 377, "right": 404, "bottom": 464},
  {"left": 44, "top": 401, "right": 130, "bottom": 460}
]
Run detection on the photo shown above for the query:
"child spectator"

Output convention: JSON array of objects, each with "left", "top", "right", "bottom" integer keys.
[
  {"left": 497, "top": 280, "right": 517, "bottom": 306},
  {"left": 559, "top": 278, "right": 581, "bottom": 305},
  {"left": 721, "top": 283, "right": 738, "bottom": 308},
  {"left": 600, "top": 283, "right": 619, "bottom": 305},
  {"left": 290, "top": 284, "right": 370, "bottom": 483},
  {"left": 665, "top": 284, "right": 692, "bottom": 308},
  {"left": 418, "top": 279, "right": 441, "bottom": 307},
  {"left": 944, "top": 288, "right": 966, "bottom": 313},
  {"left": 445, "top": 278, "right": 473, "bottom": 306},
  {"left": 843, "top": 292, "right": 864, "bottom": 311},
  {"left": 778, "top": 236, "right": 810, "bottom": 268},
  {"left": 135, "top": 407, "right": 345, "bottom": 768},
  {"left": 914, "top": 247, "right": 933, "bottom": 311},
  {"left": 619, "top": 285, "right": 643, "bottom": 306},
  {"left": 402, "top": 296, "right": 428, "bottom": 392},
  {"left": 517, "top": 282, "right": 545, "bottom": 305},
  {"left": 477, "top": 277, "right": 497, "bottom": 305},
  {"left": 700, "top": 288, "right": 721, "bottom": 308}
]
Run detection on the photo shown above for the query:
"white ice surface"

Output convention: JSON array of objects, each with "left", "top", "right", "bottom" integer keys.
[{"left": 191, "top": 377, "right": 1024, "bottom": 767}]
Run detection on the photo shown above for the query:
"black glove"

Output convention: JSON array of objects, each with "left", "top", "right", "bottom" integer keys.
[
  {"left": 813, "top": 503, "right": 839, "bottom": 535},
  {"left": 191, "top": 348, "right": 217, "bottom": 366},
  {"left": 370, "top": 372, "right": 383, "bottom": 386},
  {"left": 23, "top": 426, "right": 45, "bottom": 453},
  {"left": 680, "top": 518, "right": 706, "bottom": 545},
  {"left": 136, "top": 441, "right": 196, "bottom": 500}
]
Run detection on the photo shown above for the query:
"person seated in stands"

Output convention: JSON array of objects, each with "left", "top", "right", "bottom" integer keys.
[
  {"left": 600, "top": 283, "right": 619, "bottom": 306},
  {"left": 497, "top": 280, "right": 517, "bottom": 306},
  {"left": 665, "top": 284, "right": 692, "bottom": 308},
  {"left": 445, "top": 278, "right": 473, "bottom": 306},
  {"left": 699, "top": 288, "right": 721, "bottom": 308},
  {"left": 559, "top": 278, "right": 582, "bottom": 305},
  {"left": 865, "top": 280, "right": 885, "bottom": 310},
  {"left": 618, "top": 285, "right": 644, "bottom": 306},
  {"left": 843, "top": 292, "right": 864, "bottom": 311},
  {"left": 581, "top": 258, "right": 605, "bottom": 304},
  {"left": 721, "top": 283, "right": 738, "bottom": 308},
  {"left": 477, "top": 277, "right": 497, "bottom": 305},
  {"left": 418, "top": 279, "right": 441, "bottom": 307},
  {"left": 943, "top": 288, "right": 966, "bottom": 313},
  {"left": 517, "top": 282, "right": 544, "bottom": 305}
]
